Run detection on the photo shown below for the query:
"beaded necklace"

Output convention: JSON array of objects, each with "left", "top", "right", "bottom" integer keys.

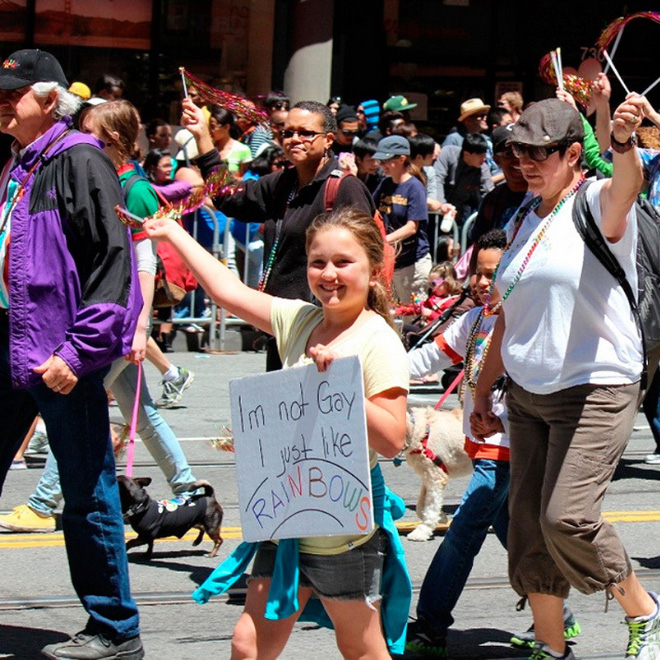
[
  {"left": 257, "top": 185, "right": 297, "bottom": 292},
  {"left": 462, "top": 309, "right": 494, "bottom": 396},
  {"left": 483, "top": 176, "right": 585, "bottom": 317}
]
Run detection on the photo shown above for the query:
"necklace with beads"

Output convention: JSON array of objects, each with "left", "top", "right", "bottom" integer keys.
[
  {"left": 462, "top": 309, "right": 494, "bottom": 396},
  {"left": 257, "top": 184, "right": 298, "bottom": 292},
  {"left": 483, "top": 176, "right": 585, "bottom": 317}
]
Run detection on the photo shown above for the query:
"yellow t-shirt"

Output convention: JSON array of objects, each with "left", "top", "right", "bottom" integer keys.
[{"left": 270, "top": 297, "right": 409, "bottom": 554}]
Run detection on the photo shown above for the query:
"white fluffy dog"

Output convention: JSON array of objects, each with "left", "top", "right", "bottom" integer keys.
[{"left": 404, "top": 406, "right": 473, "bottom": 541}]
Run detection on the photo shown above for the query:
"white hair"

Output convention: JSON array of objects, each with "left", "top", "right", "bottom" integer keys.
[{"left": 31, "top": 82, "right": 82, "bottom": 120}]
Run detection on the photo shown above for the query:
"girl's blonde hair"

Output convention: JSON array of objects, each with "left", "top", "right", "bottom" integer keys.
[
  {"left": 429, "top": 261, "right": 462, "bottom": 295},
  {"left": 87, "top": 100, "right": 142, "bottom": 164},
  {"left": 305, "top": 207, "right": 394, "bottom": 328}
]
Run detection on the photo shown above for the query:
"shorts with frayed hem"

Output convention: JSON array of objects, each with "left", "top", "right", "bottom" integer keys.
[{"left": 251, "top": 530, "right": 387, "bottom": 602}]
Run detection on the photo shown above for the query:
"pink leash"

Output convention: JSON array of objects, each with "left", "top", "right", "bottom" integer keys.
[
  {"left": 434, "top": 368, "right": 464, "bottom": 410},
  {"left": 125, "top": 362, "right": 142, "bottom": 477}
]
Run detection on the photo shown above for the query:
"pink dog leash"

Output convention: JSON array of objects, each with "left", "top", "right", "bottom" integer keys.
[
  {"left": 434, "top": 369, "right": 464, "bottom": 410},
  {"left": 124, "top": 362, "right": 142, "bottom": 477}
]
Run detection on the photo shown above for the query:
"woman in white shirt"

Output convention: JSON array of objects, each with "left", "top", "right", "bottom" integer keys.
[{"left": 471, "top": 95, "right": 658, "bottom": 660}]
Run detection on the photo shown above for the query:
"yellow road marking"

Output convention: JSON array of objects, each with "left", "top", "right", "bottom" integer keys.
[{"left": 2, "top": 512, "right": 660, "bottom": 549}]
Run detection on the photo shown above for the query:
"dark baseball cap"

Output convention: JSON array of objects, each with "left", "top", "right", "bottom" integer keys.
[
  {"left": 336, "top": 104, "right": 359, "bottom": 125},
  {"left": 491, "top": 123, "right": 516, "bottom": 154},
  {"left": 507, "top": 98, "right": 583, "bottom": 147},
  {"left": 373, "top": 135, "right": 410, "bottom": 159},
  {"left": 0, "top": 49, "right": 68, "bottom": 90}
]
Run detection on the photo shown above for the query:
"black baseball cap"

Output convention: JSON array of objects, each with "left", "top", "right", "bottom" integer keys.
[
  {"left": 507, "top": 98, "right": 583, "bottom": 147},
  {"left": 491, "top": 123, "right": 516, "bottom": 154},
  {"left": 0, "top": 49, "right": 68, "bottom": 90}
]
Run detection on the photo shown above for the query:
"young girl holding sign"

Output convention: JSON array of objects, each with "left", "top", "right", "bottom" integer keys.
[{"left": 144, "top": 207, "right": 410, "bottom": 658}]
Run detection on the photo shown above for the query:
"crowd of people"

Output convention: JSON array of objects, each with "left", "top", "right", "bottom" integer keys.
[{"left": 1, "top": 44, "right": 660, "bottom": 660}]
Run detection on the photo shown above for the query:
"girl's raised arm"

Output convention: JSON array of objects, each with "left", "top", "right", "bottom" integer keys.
[{"left": 144, "top": 217, "right": 274, "bottom": 334}]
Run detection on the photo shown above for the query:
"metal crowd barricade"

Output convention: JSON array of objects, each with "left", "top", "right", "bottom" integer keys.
[
  {"left": 171, "top": 207, "right": 258, "bottom": 351},
  {"left": 170, "top": 205, "right": 222, "bottom": 350},
  {"left": 428, "top": 211, "right": 460, "bottom": 263},
  {"left": 461, "top": 212, "right": 477, "bottom": 255}
]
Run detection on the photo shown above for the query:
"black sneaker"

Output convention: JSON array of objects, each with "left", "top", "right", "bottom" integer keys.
[
  {"left": 405, "top": 620, "right": 447, "bottom": 657},
  {"left": 41, "top": 631, "right": 144, "bottom": 659}
]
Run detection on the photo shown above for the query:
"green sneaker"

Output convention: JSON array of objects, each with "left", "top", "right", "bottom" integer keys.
[
  {"left": 528, "top": 642, "right": 576, "bottom": 659},
  {"left": 405, "top": 620, "right": 447, "bottom": 657},
  {"left": 624, "top": 591, "right": 660, "bottom": 659},
  {"left": 511, "top": 605, "right": 581, "bottom": 649},
  {"left": 156, "top": 367, "right": 194, "bottom": 408}
]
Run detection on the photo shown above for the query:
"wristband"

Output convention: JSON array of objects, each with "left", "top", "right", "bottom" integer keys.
[{"left": 610, "top": 132, "right": 637, "bottom": 154}]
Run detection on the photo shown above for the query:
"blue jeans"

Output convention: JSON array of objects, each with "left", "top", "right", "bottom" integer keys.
[
  {"left": 29, "top": 358, "right": 196, "bottom": 516},
  {"left": 417, "top": 457, "right": 510, "bottom": 635},
  {"left": 643, "top": 368, "right": 660, "bottom": 453},
  {"left": 0, "top": 321, "right": 139, "bottom": 640}
]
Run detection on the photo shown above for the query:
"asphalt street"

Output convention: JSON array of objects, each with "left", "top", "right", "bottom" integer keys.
[{"left": 2, "top": 329, "right": 660, "bottom": 659}]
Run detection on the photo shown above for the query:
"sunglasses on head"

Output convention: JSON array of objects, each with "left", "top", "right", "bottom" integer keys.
[{"left": 510, "top": 142, "right": 567, "bottom": 162}]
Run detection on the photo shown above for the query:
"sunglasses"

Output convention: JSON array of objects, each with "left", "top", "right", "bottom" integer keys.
[
  {"left": 273, "top": 160, "right": 289, "bottom": 168},
  {"left": 279, "top": 129, "right": 325, "bottom": 142},
  {"left": 339, "top": 129, "right": 360, "bottom": 136},
  {"left": 510, "top": 142, "right": 567, "bottom": 162}
]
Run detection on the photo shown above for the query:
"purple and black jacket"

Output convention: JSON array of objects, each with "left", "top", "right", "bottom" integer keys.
[{"left": 6, "top": 118, "right": 142, "bottom": 389}]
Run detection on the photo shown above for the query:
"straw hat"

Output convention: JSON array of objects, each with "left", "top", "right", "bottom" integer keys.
[{"left": 458, "top": 98, "right": 491, "bottom": 122}]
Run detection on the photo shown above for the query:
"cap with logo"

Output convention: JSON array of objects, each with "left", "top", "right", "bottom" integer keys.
[
  {"left": 383, "top": 95, "right": 417, "bottom": 112},
  {"left": 0, "top": 49, "right": 68, "bottom": 90},
  {"left": 491, "top": 123, "right": 516, "bottom": 154},
  {"left": 373, "top": 135, "right": 410, "bottom": 160},
  {"left": 458, "top": 98, "right": 491, "bottom": 122},
  {"left": 508, "top": 98, "right": 584, "bottom": 147}
]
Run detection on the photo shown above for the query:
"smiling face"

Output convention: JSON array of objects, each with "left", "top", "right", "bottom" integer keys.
[
  {"left": 494, "top": 147, "right": 527, "bottom": 192},
  {"left": 307, "top": 226, "right": 374, "bottom": 312},
  {"left": 153, "top": 155, "right": 173, "bottom": 183},
  {"left": 281, "top": 108, "right": 334, "bottom": 168}
]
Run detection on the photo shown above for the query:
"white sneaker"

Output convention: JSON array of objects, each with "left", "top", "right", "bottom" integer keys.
[
  {"left": 645, "top": 453, "right": 660, "bottom": 465},
  {"left": 625, "top": 592, "right": 660, "bottom": 659}
]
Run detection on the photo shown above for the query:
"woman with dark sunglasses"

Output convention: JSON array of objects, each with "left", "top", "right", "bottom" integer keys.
[
  {"left": 470, "top": 95, "right": 659, "bottom": 660},
  {"left": 180, "top": 97, "right": 375, "bottom": 370}
]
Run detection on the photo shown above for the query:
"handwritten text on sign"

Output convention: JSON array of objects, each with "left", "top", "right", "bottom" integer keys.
[{"left": 230, "top": 356, "right": 373, "bottom": 542}]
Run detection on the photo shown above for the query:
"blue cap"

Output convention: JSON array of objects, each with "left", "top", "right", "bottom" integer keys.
[{"left": 373, "top": 135, "right": 410, "bottom": 160}]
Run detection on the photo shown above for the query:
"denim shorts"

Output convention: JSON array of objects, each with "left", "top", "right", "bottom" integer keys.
[{"left": 251, "top": 530, "right": 387, "bottom": 601}]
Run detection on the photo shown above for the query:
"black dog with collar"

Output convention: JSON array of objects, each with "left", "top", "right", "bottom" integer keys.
[{"left": 117, "top": 475, "right": 223, "bottom": 559}]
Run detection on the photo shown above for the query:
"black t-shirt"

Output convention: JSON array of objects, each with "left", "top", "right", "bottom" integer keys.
[{"left": 469, "top": 182, "right": 527, "bottom": 243}]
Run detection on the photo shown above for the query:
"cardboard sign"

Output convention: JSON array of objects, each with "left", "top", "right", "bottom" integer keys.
[{"left": 230, "top": 356, "right": 373, "bottom": 542}]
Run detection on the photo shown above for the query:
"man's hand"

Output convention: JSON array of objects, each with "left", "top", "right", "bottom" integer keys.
[{"left": 34, "top": 355, "right": 78, "bottom": 395}]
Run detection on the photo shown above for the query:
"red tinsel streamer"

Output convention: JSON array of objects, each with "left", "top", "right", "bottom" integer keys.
[
  {"left": 596, "top": 11, "right": 660, "bottom": 51},
  {"left": 115, "top": 169, "right": 242, "bottom": 227},
  {"left": 181, "top": 68, "right": 269, "bottom": 125},
  {"left": 539, "top": 52, "right": 593, "bottom": 108}
]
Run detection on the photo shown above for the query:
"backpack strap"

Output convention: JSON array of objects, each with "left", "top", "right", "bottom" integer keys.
[
  {"left": 572, "top": 181, "right": 647, "bottom": 389},
  {"left": 323, "top": 169, "right": 349, "bottom": 213},
  {"left": 122, "top": 172, "right": 147, "bottom": 205}
]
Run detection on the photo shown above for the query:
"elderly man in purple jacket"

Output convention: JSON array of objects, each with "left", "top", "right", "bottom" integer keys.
[{"left": 0, "top": 50, "right": 144, "bottom": 659}]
